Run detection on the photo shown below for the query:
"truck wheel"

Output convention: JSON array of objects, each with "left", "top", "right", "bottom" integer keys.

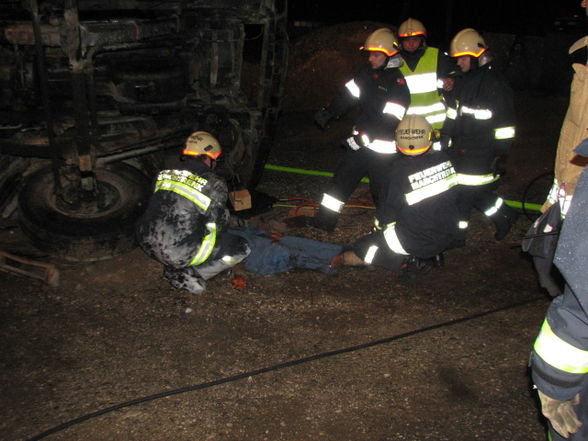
[{"left": 18, "top": 163, "right": 151, "bottom": 263}]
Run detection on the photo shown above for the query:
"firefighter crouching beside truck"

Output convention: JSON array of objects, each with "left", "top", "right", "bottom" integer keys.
[{"left": 135, "top": 131, "right": 250, "bottom": 294}]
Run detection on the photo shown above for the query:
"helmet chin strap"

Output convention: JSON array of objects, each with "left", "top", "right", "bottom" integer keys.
[{"left": 204, "top": 156, "right": 216, "bottom": 168}]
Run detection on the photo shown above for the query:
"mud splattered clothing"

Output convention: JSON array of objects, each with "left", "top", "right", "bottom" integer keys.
[{"left": 136, "top": 158, "right": 249, "bottom": 293}]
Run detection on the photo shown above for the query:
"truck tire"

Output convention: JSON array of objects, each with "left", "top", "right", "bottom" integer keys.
[{"left": 18, "top": 163, "right": 151, "bottom": 263}]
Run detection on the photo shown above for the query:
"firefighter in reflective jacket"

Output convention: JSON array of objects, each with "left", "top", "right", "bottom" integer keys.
[
  {"left": 312, "top": 28, "right": 411, "bottom": 232},
  {"left": 398, "top": 17, "right": 455, "bottom": 131},
  {"left": 530, "top": 139, "right": 588, "bottom": 441},
  {"left": 135, "top": 131, "right": 250, "bottom": 294},
  {"left": 444, "top": 28, "right": 517, "bottom": 241},
  {"left": 333, "top": 115, "right": 464, "bottom": 272}
]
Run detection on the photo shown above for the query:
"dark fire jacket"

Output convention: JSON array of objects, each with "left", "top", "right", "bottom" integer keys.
[{"left": 135, "top": 158, "right": 230, "bottom": 268}]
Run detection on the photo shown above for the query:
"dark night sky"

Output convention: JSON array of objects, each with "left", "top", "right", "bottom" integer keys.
[{"left": 289, "top": 0, "right": 587, "bottom": 47}]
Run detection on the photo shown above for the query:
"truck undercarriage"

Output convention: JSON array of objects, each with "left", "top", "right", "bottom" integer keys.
[{"left": 0, "top": 0, "right": 288, "bottom": 261}]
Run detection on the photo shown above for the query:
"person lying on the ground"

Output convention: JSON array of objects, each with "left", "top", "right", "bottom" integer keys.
[{"left": 229, "top": 227, "right": 344, "bottom": 276}]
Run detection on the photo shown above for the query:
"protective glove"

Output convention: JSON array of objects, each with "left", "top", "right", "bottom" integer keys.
[
  {"left": 345, "top": 132, "right": 370, "bottom": 151},
  {"left": 538, "top": 390, "right": 582, "bottom": 438},
  {"left": 490, "top": 154, "right": 507, "bottom": 177},
  {"left": 314, "top": 108, "right": 333, "bottom": 130},
  {"left": 433, "top": 130, "right": 451, "bottom": 151}
]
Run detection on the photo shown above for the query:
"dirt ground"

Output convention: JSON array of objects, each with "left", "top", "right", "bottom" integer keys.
[{"left": 0, "top": 23, "right": 572, "bottom": 441}]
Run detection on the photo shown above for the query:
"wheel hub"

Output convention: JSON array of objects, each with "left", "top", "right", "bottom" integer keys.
[{"left": 54, "top": 180, "right": 121, "bottom": 217}]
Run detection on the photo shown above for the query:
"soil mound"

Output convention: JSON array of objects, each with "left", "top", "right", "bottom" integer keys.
[{"left": 282, "top": 21, "right": 393, "bottom": 111}]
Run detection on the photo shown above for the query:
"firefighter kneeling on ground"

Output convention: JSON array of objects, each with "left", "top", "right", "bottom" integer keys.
[
  {"left": 135, "top": 131, "right": 250, "bottom": 294},
  {"left": 332, "top": 115, "right": 465, "bottom": 278}
]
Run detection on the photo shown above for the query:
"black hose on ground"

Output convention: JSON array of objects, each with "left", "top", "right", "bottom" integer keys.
[
  {"left": 520, "top": 171, "right": 553, "bottom": 221},
  {"left": 25, "top": 296, "right": 544, "bottom": 441}
]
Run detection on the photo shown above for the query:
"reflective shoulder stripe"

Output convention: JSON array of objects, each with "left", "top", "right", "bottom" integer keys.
[
  {"left": 190, "top": 222, "right": 217, "bottom": 266},
  {"left": 494, "top": 126, "right": 516, "bottom": 140},
  {"left": 155, "top": 180, "right": 213, "bottom": 211},
  {"left": 155, "top": 170, "right": 212, "bottom": 212},
  {"left": 457, "top": 173, "right": 500, "bottom": 186},
  {"left": 345, "top": 79, "right": 361, "bottom": 98},
  {"left": 383, "top": 223, "right": 409, "bottom": 255},
  {"left": 320, "top": 193, "right": 345, "bottom": 213},
  {"left": 534, "top": 319, "right": 588, "bottom": 374},
  {"left": 383, "top": 102, "right": 407, "bottom": 120},
  {"left": 367, "top": 138, "right": 397, "bottom": 154}
]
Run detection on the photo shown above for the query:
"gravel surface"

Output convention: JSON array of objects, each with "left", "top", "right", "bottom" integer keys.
[{"left": 1, "top": 22, "right": 570, "bottom": 441}]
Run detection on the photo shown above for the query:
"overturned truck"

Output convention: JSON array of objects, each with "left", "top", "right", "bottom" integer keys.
[{"left": 0, "top": 0, "right": 288, "bottom": 262}]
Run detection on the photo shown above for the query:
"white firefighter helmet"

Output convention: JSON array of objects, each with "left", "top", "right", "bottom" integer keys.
[
  {"left": 398, "top": 18, "right": 427, "bottom": 38},
  {"left": 183, "top": 131, "right": 222, "bottom": 159},
  {"left": 395, "top": 115, "right": 433, "bottom": 156},
  {"left": 449, "top": 28, "right": 488, "bottom": 59},
  {"left": 360, "top": 28, "right": 399, "bottom": 57}
]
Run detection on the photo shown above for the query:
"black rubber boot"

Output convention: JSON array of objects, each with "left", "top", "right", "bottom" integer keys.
[
  {"left": 492, "top": 203, "right": 518, "bottom": 241},
  {"left": 397, "top": 256, "right": 435, "bottom": 284},
  {"left": 164, "top": 266, "right": 206, "bottom": 294}
]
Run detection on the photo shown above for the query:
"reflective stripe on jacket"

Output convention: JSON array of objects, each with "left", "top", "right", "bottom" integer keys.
[
  {"left": 534, "top": 319, "right": 588, "bottom": 374},
  {"left": 189, "top": 222, "right": 217, "bottom": 266}
]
